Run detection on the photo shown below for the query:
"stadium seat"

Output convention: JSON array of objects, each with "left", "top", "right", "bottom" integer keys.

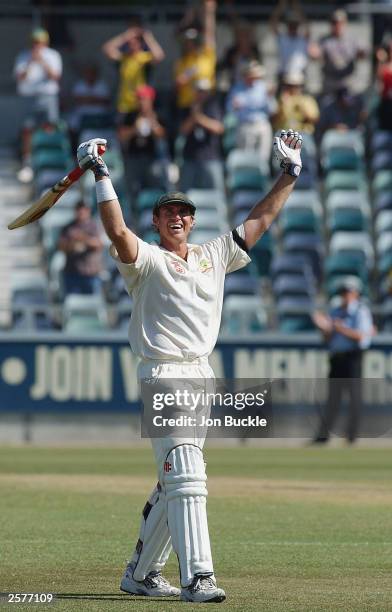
[
  {"left": 39, "top": 208, "right": 75, "bottom": 253},
  {"left": 271, "top": 253, "right": 314, "bottom": 280},
  {"left": 222, "top": 113, "right": 238, "bottom": 155},
  {"left": 187, "top": 189, "right": 227, "bottom": 215},
  {"left": 136, "top": 189, "right": 165, "bottom": 211},
  {"left": 250, "top": 231, "right": 274, "bottom": 276},
  {"left": 328, "top": 208, "right": 367, "bottom": 233},
  {"left": 376, "top": 211, "right": 392, "bottom": 235},
  {"left": 231, "top": 189, "right": 262, "bottom": 214},
  {"left": 324, "top": 170, "right": 365, "bottom": 194},
  {"left": 372, "top": 170, "right": 392, "bottom": 194},
  {"left": 283, "top": 233, "right": 324, "bottom": 279},
  {"left": 370, "top": 130, "right": 392, "bottom": 153},
  {"left": 375, "top": 192, "right": 392, "bottom": 216},
  {"left": 371, "top": 150, "right": 392, "bottom": 174},
  {"left": 31, "top": 129, "right": 71, "bottom": 154},
  {"left": 323, "top": 148, "right": 362, "bottom": 172},
  {"left": 221, "top": 295, "right": 267, "bottom": 335},
  {"left": 192, "top": 209, "right": 227, "bottom": 232},
  {"left": 325, "top": 190, "right": 371, "bottom": 217},
  {"left": 293, "top": 170, "right": 316, "bottom": 190},
  {"left": 141, "top": 230, "right": 158, "bottom": 244},
  {"left": 79, "top": 112, "right": 114, "bottom": 131},
  {"left": 378, "top": 252, "right": 392, "bottom": 277},
  {"left": 325, "top": 253, "right": 368, "bottom": 287},
  {"left": 63, "top": 294, "right": 108, "bottom": 332},
  {"left": 281, "top": 208, "right": 319, "bottom": 235},
  {"left": 329, "top": 232, "right": 374, "bottom": 267},
  {"left": 278, "top": 314, "right": 315, "bottom": 333},
  {"left": 34, "top": 169, "right": 66, "bottom": 194},
  {"left": 284, "top": 191, "right": 323, "bottom": 218},
  {"left": 224, "top": 273, "right": 259, "bottom": 297},
  {"left": 190, "top": 229, "right": 218, "bottom": 244},
  {"left": 321, "top": 129, "right": 364, "bottom": 157},
  {"left": 273, "top": 274, "right": 314, "bottom": 298},
  {"left": 326, "top": 275, "right": 368, "bottom": 298},
  {"left": 228, "top": 168, "right": 268, "bottom": 192},
  {"left": 376, "top": 232, "right": 392, "bottom": 255},
  {"left": 226, "top": 148, "right": 269, "bottom": 175}
]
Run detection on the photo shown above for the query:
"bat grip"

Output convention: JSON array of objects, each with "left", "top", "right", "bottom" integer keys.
[{"left": 67, "top": 145, "right": 107, "bottom": 183}]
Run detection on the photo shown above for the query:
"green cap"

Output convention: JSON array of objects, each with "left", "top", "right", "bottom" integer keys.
[{"left": 153, "top": 192, "right": 196, "bottom": 215}]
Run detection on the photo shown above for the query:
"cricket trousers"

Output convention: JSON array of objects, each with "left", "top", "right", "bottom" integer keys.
[{"left": 130, "top": 357, "right": 216, "bottom": 586}]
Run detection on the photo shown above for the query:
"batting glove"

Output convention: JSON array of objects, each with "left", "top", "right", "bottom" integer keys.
[
  {"left": 77, "top": 138, "right": 109, "bottom": 178},
  {"left": 273, "top": 129, "right": 302, "bottom": 178}
]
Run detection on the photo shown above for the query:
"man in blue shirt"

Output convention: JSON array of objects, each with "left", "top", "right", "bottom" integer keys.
[{"left": 312, "top": 277, "right": 374, "bottom": 444}]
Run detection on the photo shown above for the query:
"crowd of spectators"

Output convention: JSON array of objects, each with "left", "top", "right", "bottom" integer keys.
[{"left": 11, "top": 0, "right": 392, "bottom": 303}]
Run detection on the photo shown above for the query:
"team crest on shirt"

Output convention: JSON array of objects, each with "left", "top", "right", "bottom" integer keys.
[
  {"left": 171, "top": 260, "right": 186, "bottom": 274},
  {"left": 199, "top": 258, "right": 213, "bottom": 273}
]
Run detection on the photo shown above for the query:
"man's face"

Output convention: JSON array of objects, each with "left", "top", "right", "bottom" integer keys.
[
  {"left": 331, "top": 19, "right": 346, "bottom": 37},
  {"left": 153, "top": 204, "right": 194, "bottom": 242},
  {"left": 341, "top": 288, "right": 358, "bottom": 306}
]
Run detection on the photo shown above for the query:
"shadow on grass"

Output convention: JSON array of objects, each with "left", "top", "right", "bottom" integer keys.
[{"left": 56, "top": 593, "right": 181, "bottom": 603}]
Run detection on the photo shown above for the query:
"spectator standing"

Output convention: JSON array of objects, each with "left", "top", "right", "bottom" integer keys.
[
  {"left": 316, "top": 87, "right": 365, "bottom": 138},
  {"left": 179, "top": 79, "right": 224, "bottom": 192},
  {"left": 226, "top": 60, "right": 275, "bottom": 164},
  {"left": 102, "top": 25, "right": 164, "bottom": 120},
  {"left": 218, "top": 20, "right": 261, "bottom": 89},
  {"left": 14, "top": 28, "right": 62, "bottom": 183},
  {"left": 273, "top": 72, "right": 319, "bottom": 135},
  {"left": 310, "top": 10, "right": 367, "bottom": 98},
  {"left": 269, "top": 0, "right": 312, "bottom": 84},
  {"left": 312, "top": 278, "right": 374, "bottom": 444},
  {"left": 68, "top": 62, "right": 111, "bottom": 137},
  {"left": 174, "top": 0, "right": 217, "bottom": 112},
  {"left": 58, "top": 202, "right": 104, "bottom": 295},
  {"left": 118, "top": 85, "right": 169, "bottom": 199},
  {"left": 376, "top": 39, "right": 392, "bottom": 130}
]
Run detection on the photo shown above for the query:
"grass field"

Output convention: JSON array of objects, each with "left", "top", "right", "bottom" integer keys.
[{"left": 1, "top": 445, "right": 392, "bottom": 612}]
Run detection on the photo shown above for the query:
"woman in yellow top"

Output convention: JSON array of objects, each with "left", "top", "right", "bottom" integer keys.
[
  {"left": 102, "top": 26, "right": 165, "bottom": 116},
  {"left": 175, "top": 0, "right": 217, "bottom": 111}
]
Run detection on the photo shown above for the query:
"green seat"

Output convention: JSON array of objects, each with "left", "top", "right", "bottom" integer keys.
[
  {"left": 228, "top": 168, "right": 268, "bottom": 192},
  {"left": 324, "top": 148, "right": 362, "bottom": 171},
  {"left": 141, "top": 230, "right": 158, "bottom": 244},
  {"left": 250, "top": 231, "right": 274, "bottom": 276},
  {"left": 379, "top": 252, "right": 392, "bottom": 276},
  {"left": 329, "top": 208, "right": 367, "bottom": 233},
  {"left": 136, "top": 189, "right": 165, "bottom": 211},
  {"left": 279, "top": 315, "right": 314, "bottom": 332},
  {"left": 223, "top": 113, "right": 238, "bottom": 155},
  {"left": 64, "top": 315, "right": 107, "bottom": 333},
  {"left": 372, "top": 170, "right": 392, "bottom": 194},
  {"left": 32, "top": 149, "right": 70, "bottom": 171},
  {"left": 324, "top": 170, "right": 365, "bottom": 193},
  {"left": 325, "top": 253, "right": 367, "bottom": 280},
  {"left": 281, "top": 209, "right": 319, "bottom": 235}
]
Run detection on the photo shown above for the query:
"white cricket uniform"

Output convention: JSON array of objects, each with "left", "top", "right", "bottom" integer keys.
[{"left": 111, "top": 224, "right": 251, "bottom": 584}]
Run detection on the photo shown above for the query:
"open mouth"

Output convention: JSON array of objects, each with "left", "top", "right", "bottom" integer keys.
[{"left": 169, "top": 223, "right": 183, "bottom": 230}]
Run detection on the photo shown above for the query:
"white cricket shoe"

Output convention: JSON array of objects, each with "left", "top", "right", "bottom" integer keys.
[
  {"left": 120, "top": 562, "right": 180, "bottom": 597},
  {"left": 180, "top": 574, "right": 226, "bottom": 603}
]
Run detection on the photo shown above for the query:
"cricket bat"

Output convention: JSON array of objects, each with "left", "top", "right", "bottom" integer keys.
[{"left": 8, "top": 145, "right": 106, "bottom": 230}]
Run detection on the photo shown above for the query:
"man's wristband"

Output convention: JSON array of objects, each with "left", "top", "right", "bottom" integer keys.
[
  {"left": 95, "top": 178, "right": 117, "bottom": 204},
  {"left": 283, "top": 163, "right": 301, "bottom": 178}
]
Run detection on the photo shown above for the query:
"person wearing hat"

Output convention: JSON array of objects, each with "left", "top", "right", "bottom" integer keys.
[
  {"left": 309, "top": 9, "right": 367, "bottom": 98},
  {"left": 174, "top": 0, "right": 217, "bottom": 111},
  {"left": 118, "top": 84, "right": 169, "bottom": 200},
  {"left": 76, "top": 128, "right": 303, "bottom": 602},
  {"left": 14, "top": 28, "right": 63, "bottom": 182},
  {"left": 226, "top": 59, "right": 276, "bottom": 164},
  {"left": 273, "top": 71, "right": 319, "bottom": 135},
  {"left": 312, "top": 277, "right": 375, "bottom": 444},
  {"left": 179, "top": 77, "right": 224, "bottom": 192}
]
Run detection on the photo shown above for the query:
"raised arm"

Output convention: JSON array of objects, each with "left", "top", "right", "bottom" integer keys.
[
  {"left": 269, "top": 0, "right": 287, "bottom": 34},
  {"left": 77, "top": 139, "right": 138, "bottom": 263},
  {"left": 243, "top": 129, "right": 302, "bottom": 249},
  {"left": 204, "top": 0, "right": 217, "bottom": 50},
  {"left": 142, "top": 29, "right": 165, "bottom": 63},
  {"left": 102, "top": 28, "right": 139, "bottom": 61}
]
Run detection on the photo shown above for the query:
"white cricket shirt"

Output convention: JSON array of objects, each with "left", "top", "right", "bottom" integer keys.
[{"left": 111, "top": 224, "right": 251, "bottom": 360}]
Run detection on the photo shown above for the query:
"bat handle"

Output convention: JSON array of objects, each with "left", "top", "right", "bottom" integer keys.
[{"left": 68, "top": 145, "right": 107, "bottom": 182}]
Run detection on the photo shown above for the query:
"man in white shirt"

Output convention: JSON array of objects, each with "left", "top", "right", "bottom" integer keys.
[
  {"left": 14, "top": 28, "right": 62, "bottom": 182},
  {"left": 76, "top": 128, "right": 303, "bottom": 603}
]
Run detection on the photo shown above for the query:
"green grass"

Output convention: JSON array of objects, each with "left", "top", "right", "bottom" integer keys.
[{"left": 1, "top": 447, "right": 392, "bottom": 611}]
